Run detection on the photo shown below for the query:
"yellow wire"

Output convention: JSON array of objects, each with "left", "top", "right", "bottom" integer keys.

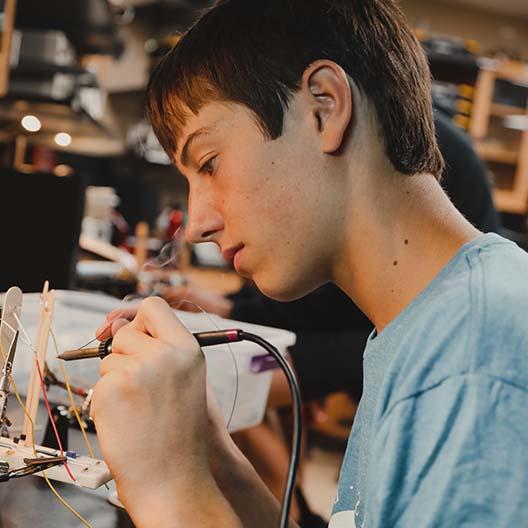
[
  {"left": 10, "top": 373, "right": 94, "bottom": 527},
  {"left": 1, "top": 318, "right": 94, "bottom": 528},
  {"left": 50, "top": 330, "right": 96, "bottom": 459},
  {"left": 10, "top": 378, "right": 37, "bottom": 456},
  {"left": 50, "top": 330, "right": 110, "bottom": 492}
]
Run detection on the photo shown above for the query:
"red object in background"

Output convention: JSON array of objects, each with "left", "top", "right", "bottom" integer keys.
[
  {"left": 32, "top": 144, "right": 56, "bottom": 173},
  {"left": 167, "top": 209, "right": 185, "bottom": 240}
]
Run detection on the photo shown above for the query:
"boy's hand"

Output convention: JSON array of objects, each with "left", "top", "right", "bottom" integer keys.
[{"left": 91, "top": 297, "right": 231, "bottom": 524}]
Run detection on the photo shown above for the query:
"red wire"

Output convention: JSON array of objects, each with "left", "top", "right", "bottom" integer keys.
[{"left": 34, "top": 357, "right": 76, "bottom": 483}]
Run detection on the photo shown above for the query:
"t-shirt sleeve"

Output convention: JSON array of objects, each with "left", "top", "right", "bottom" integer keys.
[{"left": 366, "top": 374, "right": 528, "bottom": 527}]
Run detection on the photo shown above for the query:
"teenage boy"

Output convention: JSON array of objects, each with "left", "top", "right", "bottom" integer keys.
[{"left": 92, "top": 2, "right": 528, "bottom": 527}]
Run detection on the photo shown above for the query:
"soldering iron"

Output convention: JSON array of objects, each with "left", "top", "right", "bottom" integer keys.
[
  {"left": 58, "top": 329, "right": 245, "bottom": 361},
  {"left": 58, "top": 329, "right": 301, "bottom": 528}
]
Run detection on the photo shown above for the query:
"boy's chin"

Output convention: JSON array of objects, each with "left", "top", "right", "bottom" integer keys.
[{"left": 254, "top": 275, "right": 319, "bottom": 303}]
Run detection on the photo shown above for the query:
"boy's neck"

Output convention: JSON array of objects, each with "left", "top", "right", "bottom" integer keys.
[{"left": 333, "top": 171, "right": 481, "bottom": 333}]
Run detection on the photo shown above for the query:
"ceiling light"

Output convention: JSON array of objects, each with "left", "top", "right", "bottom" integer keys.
[
  {"left": 55, "top": 132, "right": 72, "bottom": 147},
  {"left": 21, "top": 115, "right": 41, "bottom": 132}
]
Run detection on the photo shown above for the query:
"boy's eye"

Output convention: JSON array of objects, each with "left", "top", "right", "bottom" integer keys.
[{"left": 198, "top": 156, "right": 216, "bottom": 175}]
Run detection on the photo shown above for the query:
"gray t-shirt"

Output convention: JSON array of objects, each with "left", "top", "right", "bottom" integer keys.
[{"left": 330, "top": 233, "right": 528, "bottom": 527}]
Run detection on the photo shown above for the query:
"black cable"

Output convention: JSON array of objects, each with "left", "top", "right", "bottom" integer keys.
[{"left": 239, "top": 331, "right": 302, "bottom": 528}]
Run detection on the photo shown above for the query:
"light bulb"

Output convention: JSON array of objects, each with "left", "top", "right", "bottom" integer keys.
[
  {"left": 55, "top": 132, "right": 72, "bottom": 147},
  {"left": 21, "top": 115, "right": 41, "bottom": 132}
]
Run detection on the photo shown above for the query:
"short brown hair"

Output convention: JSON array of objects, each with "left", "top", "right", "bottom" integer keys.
[{"left": 147, "top": 0, "right": 444, "bottom": 178}]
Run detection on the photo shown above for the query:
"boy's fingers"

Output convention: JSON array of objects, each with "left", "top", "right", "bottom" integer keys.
[
  {"left": 111, "top": 318, "right": 130, "bottom": 336},
  {"left": 96, "top": 322, "right": 112, "bottom": 341},
  {"left": 111, "top": 323, "right": 156, "bottom": 357},
  {"left": 97, "top": 306, "right": 139, "bottom": 340},
  {"left": 96, "top": 318, "right": 128, "bottom": 340},
  {"left": 98, "top": 298, "right": 197, "bottom": 358},
  {"left": 106, "top": 306, "right": 139, "bottom": 322},
  {"left": 131, "top": 297, "right": 196, "bottom": 348}
]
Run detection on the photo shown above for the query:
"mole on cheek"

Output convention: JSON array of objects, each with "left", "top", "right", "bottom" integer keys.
[
  {"left": 393, "top": 261, "right": 398, "bottom": 266},
  {"left": 405, "top": 239, "right": 409, "bottom": 245}
]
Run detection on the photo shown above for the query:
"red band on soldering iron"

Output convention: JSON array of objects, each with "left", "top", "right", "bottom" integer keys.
[{"left": 226, "top": 330, "right": 241, "bottom": 342}]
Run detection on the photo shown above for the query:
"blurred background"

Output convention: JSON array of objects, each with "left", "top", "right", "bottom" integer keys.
[
  {"left": 0, "top": 0, "right": 527, "bottom": 295},
  {"left": 0, "top": 1, "right": 527, "bottom": 522}
]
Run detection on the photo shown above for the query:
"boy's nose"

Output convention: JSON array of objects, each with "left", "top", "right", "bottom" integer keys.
[{"left": 185, "top": 197, "right": 224, "bottom": 244}]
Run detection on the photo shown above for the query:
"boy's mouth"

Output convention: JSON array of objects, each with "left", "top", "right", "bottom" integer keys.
[
  {"left": 222, "top": 244, "right": 244, "bottom": 262},
  {"left": 233, "top": 246, "right": 245, "bottom": 272}
]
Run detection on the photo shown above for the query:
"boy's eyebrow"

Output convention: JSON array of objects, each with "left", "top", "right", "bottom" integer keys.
[{"left": 179, "top": 123, "right": 218, "bottom": 167}]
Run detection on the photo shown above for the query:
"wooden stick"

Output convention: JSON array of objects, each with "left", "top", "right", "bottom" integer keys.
[
  {"left": 23, "top": 282, "right": 56, "bottom": 446},
  {"left": 135, "top": 221, "right": 149, "bottom": 273},
  {"left": 0, "top": 0, "right": 17, "bottom": 98},
  {"left": 0, "top": 287, "right": 23, "bottom": 361}
]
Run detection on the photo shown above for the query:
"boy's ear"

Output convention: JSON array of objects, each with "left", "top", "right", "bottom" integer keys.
[{"left": 301, "top": 60, "right": 353, "bottom": 154}]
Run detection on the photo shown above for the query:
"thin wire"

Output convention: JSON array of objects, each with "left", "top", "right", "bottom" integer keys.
[
  {"left": 50, "top": 329, "right": 96, "bottom": 458},
  {"left": 43, "top": 475, "right": 93, "bottom": 528},
  {"left": 172, "top": 298, "right": 239, "bottom": 430},
  {"left": 50, "top": 328, "right": 110, "bottom": 491},
  {"left": 77, "top": 336, "right": 99, "bottom": 350},
  {"left": 0, "top": 317, "right": 93, "bottom": 528}
]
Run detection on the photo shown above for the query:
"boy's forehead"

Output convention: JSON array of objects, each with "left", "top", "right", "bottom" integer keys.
[
  {"left": 177, "top": 102, "right": 227, "bottom": 139},
  {"left": 175, "top": 101, "right": 257, "bottom": 161}
]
